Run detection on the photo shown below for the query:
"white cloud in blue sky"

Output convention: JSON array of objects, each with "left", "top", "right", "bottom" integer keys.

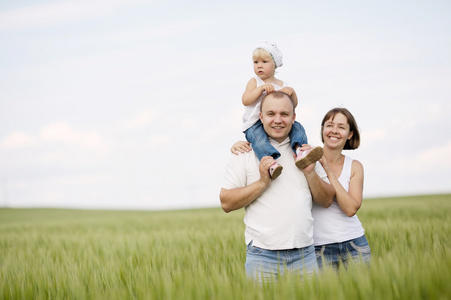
[{"left": 1, "top": 0, "right": 450, "bottom": 209}]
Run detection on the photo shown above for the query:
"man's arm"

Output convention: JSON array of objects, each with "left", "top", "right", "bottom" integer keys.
[
  {"left": 300, "top": 163, "right": 335, "bottom": 208},
  {"left": 220, "top": 156, "right": 273, "bottom": 213}
]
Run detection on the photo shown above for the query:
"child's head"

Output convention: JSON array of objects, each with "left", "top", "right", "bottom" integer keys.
[{"left": 253, "top": 41, "right": 283, "bottom": 68}]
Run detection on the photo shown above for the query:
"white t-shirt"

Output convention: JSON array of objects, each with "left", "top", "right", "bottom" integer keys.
[
  {"left": 312, "top": 155, "right": 365, "bottom": 245},
  {"left": 241, "top": 76, "right": 288, "bottom": 132},
  {"left": 222, "top": 137, "right": 329, "bottom": 250}
]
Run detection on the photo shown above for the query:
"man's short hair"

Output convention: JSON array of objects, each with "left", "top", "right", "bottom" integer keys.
[{"left": 260, "top": 91, "right": 295, "bottom": 114}]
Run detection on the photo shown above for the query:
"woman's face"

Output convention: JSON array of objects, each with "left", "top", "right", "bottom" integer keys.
[{"left": 322, "top": 113, "right": 353, "bottom": 149}]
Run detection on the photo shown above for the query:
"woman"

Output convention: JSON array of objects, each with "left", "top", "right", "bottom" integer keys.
[
  {"left": 311, "top": 107, "right": 370, "bottom": 269},
  {"left": 230, "top": 107, "right": 371, "bottom": 269}
]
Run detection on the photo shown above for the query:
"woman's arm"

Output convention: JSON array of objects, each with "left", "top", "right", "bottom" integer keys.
[
  {"left": 300, "top": 161, "right": 335, "bottom": 208},
  {"left": 323, "top": 158, "right": 364, "bottom": 217}
]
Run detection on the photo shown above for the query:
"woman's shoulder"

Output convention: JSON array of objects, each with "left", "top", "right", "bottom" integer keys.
[{"left": 350, "top": 158, "right": 364, "bottom": 173}]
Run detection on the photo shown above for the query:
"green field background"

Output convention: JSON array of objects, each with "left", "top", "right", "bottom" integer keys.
[{"left": 1, "top": 194, "right": 450, "bottom": 299}]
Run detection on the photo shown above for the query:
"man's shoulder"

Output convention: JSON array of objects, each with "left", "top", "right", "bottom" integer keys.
[
  {"left": 227, "top": 150, "right": 257, "bottom": 164},
  {"left": 226, "top": 150, "right": 261, "bottom": 174},
  {"left": 223, "top": 150, "right": 260, "bottom": 189}
]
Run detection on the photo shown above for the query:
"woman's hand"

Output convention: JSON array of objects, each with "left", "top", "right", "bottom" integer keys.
[
  {"left": 319, "top": 155, "right": 330, "bottom": 172},
  {"left": 231, "top": 141, "right": 252, "bottom": 155}
]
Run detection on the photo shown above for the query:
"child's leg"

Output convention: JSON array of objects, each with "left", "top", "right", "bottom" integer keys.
[
  {"left": 289, "top": 121, "right": 308, "bottom": 154},
  {"left": 290, "top": 121, "right": 323, "bottom": 169},
  {"left": 245, "top": 120, "right": 283, "bottom": 179},
  {"left": 245, "top": 120, "right": 281, "bottom": 161}
]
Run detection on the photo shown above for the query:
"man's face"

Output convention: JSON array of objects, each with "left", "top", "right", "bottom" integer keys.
[{"left": 260, "top": 94, "right": 296, "bottom": 143}]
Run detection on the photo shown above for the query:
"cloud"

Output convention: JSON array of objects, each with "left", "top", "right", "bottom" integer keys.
[
  {"left": 151, "top": 135, "right": 171, "bottom": 146},
  {"left": 180, "top": 118, "right": 198, "bottom": 130},
  {"left": 91, "top": 20, "right": 206, "bottom": 44},
  {"left": 0, "top": 122, "right": 110, "bottom": 155},
  {"left": 124, "top": 109, "right": 157, "bottom": 129},
  {"left": 40, "top": 122, "right": 110, "bottom": 154},
  {"left": 296, "top": 104, "right": 319, "bottom": 122},
  {"left": 0, "top": 0, "right": 148, "bottom": 31},
  {"left": 362, "top": 128, "right": 387, "bottom": 146},
  {"left": 415, "top": 142, "right": 451, "bottom": 167},
  {"left": 393, "top": 142, "right": 451, "bottom": 175},
  {"left": 197, "top": 108, "right": 242, "bottom": 144},
  {"left": 0, "top": 132, "right": 36, "bottom": 149},
  {"left": 56, "top": 173, "right": 111, "bottom": 186}
]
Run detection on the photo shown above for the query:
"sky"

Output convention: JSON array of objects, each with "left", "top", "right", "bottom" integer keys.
[{"left": 1, "top": 0, "right": 450, "bottom": 210}]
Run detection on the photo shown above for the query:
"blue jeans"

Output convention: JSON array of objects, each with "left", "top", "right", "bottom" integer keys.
[
  {"left": 245, "top": 241, "right": 318, "bottom": 283},
  {"left": 315, "top": 235, "right": 371, "bottom": 270},
  {"left": 245, "top": 120, "right": 308, "bottom": 161}
]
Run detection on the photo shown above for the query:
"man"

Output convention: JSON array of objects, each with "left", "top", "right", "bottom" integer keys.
[{"left": 220, "top": 91, "right": 335, "bottom": 282}]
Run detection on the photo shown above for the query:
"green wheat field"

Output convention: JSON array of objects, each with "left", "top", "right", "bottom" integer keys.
[{"left": 1, "top": 194, "right": 450, "bottom": 299}]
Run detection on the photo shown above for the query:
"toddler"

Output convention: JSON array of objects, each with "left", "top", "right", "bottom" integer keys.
[{"left": 241, "top": 41, "right": 323, "bottom": 179}]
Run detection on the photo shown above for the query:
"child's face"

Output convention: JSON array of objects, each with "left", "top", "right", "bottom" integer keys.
[{"left": 253, "top": 54, "right": 275, "bottom": 80}]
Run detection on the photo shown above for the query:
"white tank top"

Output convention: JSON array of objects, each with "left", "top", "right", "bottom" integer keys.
[
  {"left": 242, "top": 76, "right": 287, "bottom": 132},
  {"left": 312, "top": 155, "right": 365, "bottom": 245}
]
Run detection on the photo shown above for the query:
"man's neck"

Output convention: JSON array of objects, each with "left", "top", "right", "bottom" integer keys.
[{"left": 269, "top": 136, "right": 290, "bottom": 145}]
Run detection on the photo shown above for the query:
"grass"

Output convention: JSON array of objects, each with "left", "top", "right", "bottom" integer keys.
[{"left": 0, "top": 194, "right": 450, "bottom": 299}]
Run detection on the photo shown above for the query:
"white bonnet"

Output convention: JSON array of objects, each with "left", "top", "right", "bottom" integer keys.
[{"left": 254, "top": 41, "right": 283, "bottom": 68}]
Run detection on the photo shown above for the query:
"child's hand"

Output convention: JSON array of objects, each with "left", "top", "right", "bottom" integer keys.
[
  {"left": 280, "top": 87, "right": 298, "bottom": 107},
  {"left": 261, "top": 84, "right": 275, "bottom": 94},
  {"left": 280, "top": 87, "right": 294, "bottom": 96},
  {"left": 231, "top": 141, "right": 252, "bottom": 155}
]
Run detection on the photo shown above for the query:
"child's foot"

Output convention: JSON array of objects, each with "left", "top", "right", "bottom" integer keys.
[
  {"left": 295, "top": 146, "right": 324, "bottom": 169},
  {"left": 269, "top": 162, "right": 283, "bottom": 179}
]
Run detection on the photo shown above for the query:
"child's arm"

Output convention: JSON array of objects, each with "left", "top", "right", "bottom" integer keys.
[
  {"left": 231, "top": 141, "right": 252, "bottom": 155},
  {"left": 242, "top": 78, "right": 275, "bottom": 106},
  {"left": 280, "top": 87, "right": 298, "bottom": 107}
]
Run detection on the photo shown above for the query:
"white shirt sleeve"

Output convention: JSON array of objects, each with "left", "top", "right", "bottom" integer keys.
[
  {"left": 314, "top": 161, "right": 330, "bottom": 183},
  {"left": 221, "top": 153, "right": 248, "bottom": 189}
]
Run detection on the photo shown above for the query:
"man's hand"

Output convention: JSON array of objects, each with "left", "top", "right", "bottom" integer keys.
[
  {"left": 296, "top": 147, "right": 335, "bottom": 208},
  {"left": 299, "top": 161, "right": 316, "bottom": 174},
  {"left": 297, "top": 145, "right": 320, "bottom": 176},
  {"left": 219, "top": 156, "right": 273, "bottom": 213},
  {"left": 259, "top": 156, "right": 274, "bottom": 185}
]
